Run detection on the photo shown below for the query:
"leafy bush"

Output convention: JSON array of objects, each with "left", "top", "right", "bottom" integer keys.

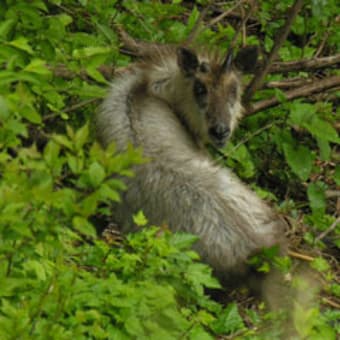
[{"left": 0, "top": 0, "right": 339, "bottom": 339}]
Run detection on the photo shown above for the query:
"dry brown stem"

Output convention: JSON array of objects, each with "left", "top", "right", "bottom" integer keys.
[
  {"left": 269, "top": 53, "right": 340, "bottom": 73},
  {"left": 288, "top": 250, "right": 314, "bottom": 262},
  {"left": 265, "top": 77, "right": 313, "bottom": 89},
  {"left": 246, "top": 75, "right": 340, "bottom": 115},
  {"left": 243, "top": 0, "right": 304, "bottom": 103}
]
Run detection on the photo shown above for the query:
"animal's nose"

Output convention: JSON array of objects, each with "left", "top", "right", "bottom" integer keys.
[{"left": 209, "top": 124, "right": 230, "bottom": 141}]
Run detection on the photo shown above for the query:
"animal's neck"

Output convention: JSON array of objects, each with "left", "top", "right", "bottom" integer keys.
[{"left": 146, "top": 66, "right": 208, "bottom": 147}]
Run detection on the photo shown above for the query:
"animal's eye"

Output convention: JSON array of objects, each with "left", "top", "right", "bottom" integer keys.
[
  {"left": 199, "top": 62, "right": 210, "bottom": 73},
  {"left": 194, "top": 80, "right": 207, "bottom": 97}
]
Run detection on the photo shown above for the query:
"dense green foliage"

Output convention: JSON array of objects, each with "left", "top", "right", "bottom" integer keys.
[{"left": 0, "top": 0, "right": 339, "bottom": 339}]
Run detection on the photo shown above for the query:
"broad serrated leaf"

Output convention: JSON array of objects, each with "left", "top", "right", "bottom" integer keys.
[
  {"left": 305, "top": 117, "right": 339, "bottom": 143},
  {"left": 170, "top": 233, "right": 199, "bottom": 249},
  {"left": 289, "top": 102, "right": 316, "bottom": 126},
  {"left": 283, "top": 142, "right": 314, "bottom": 181},
  {"left": 212, "top": 303, "right": 245, "bottom": 334},
  {"left": 186, "top": 263, "right": 221, "bottom": 290}
]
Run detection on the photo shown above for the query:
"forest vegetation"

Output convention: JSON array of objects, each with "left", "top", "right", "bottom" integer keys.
[{"left": 0, "top": 0, "right": 339, "bottom": 339}]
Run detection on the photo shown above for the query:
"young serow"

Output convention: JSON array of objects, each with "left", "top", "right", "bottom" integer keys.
[{"left": 95, "top": 39, "right": 286, "bottom": 284}]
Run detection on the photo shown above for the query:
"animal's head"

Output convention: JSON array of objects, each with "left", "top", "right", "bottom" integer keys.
[{"left": 174, "top": 46, "right": 258, "bottom": 148}]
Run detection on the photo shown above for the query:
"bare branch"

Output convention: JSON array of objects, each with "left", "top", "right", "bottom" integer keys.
[
  {"left": 269, "top": 53, "right": 340, "bottom": 73},
  {"left": 265, "top": 77, "right": 313, "bottom": 89},
  {"left": 243, "top": 0, "right": 304, "bottom": 103},
  {"left": 246, "top": 75, "right": 340, "bottom": 115}
]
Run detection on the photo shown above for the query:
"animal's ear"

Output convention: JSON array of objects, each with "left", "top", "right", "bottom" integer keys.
[
  {"left": 177, "top": 47, "right": 199, "bottom": 76},
  {"left": 221, "top": 49, "right": 234, "bottom": 73},
  {"left": 234, "top": 46, "right": 259, "bottom": 73}
]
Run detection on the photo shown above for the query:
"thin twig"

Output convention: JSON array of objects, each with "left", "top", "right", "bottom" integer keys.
[
  {"left": 322, "top": 297, "right": 340, "bottom": 309},
  {"left": 243, "top": 0, "right": 304, "bottom": 103},
  {"left": 63, "top": 98, "right": 99, "bottom": 113},
  {"left": 228, "top": 0, "right": 257, "bottom": 50},
  {"left": 207, "top": 1, "right": 243, "bottom": 28},
  {"left": 314, "top": 30, "right": 330, "bottom": 58},
  {"left": 246, "top": 75, "right": 340, "bottom": 115},
  {"left": 185, "top": 5, "right": 211, "bottom": 45},
  {"left": 316, "top": 216, "right": 340, "bottom": 242},
  {"left": 288, "top": 250, "right": 315, "bottom": 262},
  {"left": 221, "top": 122, "right": 273, "bottom": 159}
]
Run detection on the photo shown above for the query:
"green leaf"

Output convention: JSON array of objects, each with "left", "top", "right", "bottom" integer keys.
[
  {"left": 307, "top": 181, "right": 326, "bottom": 215},
  {"left": 305, "top": 117, "right": 339, "bottom": 143},
  {"left": 75, "top": 123, "right": 89, "bottom": 150},
  {"left": 186, "top": 263, "right": 221, "bottom": 291},
  {"left": 24, "top": 59, "right": 51, "bottom": 76},
  {"left": 189, "top": 325, "right": 214, "bottom": 340},
  {"left": 24, "top": 260, "right": 47, "bottom": 281},
  {"left": 0, "top": 19, "right": 16, "bottom": 39},
  {"left": 133, "top": 210, "right": 148, "bottom": 227},
  {"left": 20, "top": 106, "right": 42, "bottom": 124},
  {"left": 52, "top": 134, "right": 73, "bottom": 150},
  {"left": 8, "top": 37, "right": 34, "bottom": 54},
  {"left": 0, "top": 96, "right": 9, "bottom": 120},
  {"left": 98, "top": 184, "right": 121, "bottom": 202},
  {"left": 311, "top": 257, "right": 330, "bottom": 272},
  {"left": 283, "top": 142, "right": 314, "bottom": 181},
  {"left": 67, "top": 153, "right": 84, "bottom": 174},
  {"left": 212, "top": 303, "right": 245, "bottom": 334},
  {"left": 88, "top": 162, "right": 106, "bottom": 187},
  {"left": 86, "top": 66, "right": 108, "bottom": 84},
  {"left": 317, "top": 138, "right": 331, "bottom": 161},
  {"left": 56, "top": 13, "right": 73, "bottom": 26},
  {"left": 170, "top": 233, "right": 199, "bottom": 249},
  {"left": 43, "top": 140, "right": 61, "bottom": 166},
  {"left": 289, "top": 102, "right": 316, "bottom": 126},
  {"left": 72, "top": 216, "right": 96, "bottom": 238}
]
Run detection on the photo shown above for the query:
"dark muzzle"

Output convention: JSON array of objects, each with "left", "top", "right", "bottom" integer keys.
[{"left": 209, "top": 124, "right": 230, "bottom": 147}]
